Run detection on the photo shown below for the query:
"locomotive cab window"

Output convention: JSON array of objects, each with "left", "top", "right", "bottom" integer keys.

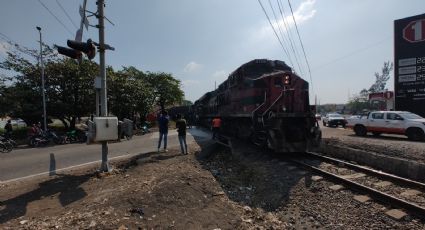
[{"left": 274, "top": 77, "right": 283, "bottom": 87}]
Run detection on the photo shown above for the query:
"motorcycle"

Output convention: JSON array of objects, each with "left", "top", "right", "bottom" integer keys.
[
  {"left": 135, "top": 121, "right": 150, "bottom": 135},
  {"left": 44, "top": 130, "right": 65, "bottom": 144},
  {"left": 0, "top": 134, "right": 17, "bottom": 148},
  {"left": 65, "top": 129, "right": 87, "bottom": 143},
  {"left": 0, "top": 136, "right": 14, "bottom": 153},
  {"left": 28, "top": 135, "right": 49, "bottom": 147}
]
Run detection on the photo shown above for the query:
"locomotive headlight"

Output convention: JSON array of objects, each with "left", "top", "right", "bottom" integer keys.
[{"left": 283, "top": 74, "right": 291, "bottom": 85}]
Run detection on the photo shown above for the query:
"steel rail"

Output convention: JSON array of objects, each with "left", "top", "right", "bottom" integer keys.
[
  {"left": 304, "top": 151, "right": 425, "bottom": 190},
  {"left": 291, "top": 159, "right": 425, "bottom": 219}
]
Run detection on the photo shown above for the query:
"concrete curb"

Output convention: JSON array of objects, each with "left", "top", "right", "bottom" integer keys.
[{"left": 319, "top": 143, "right": 425, "bottom": 182}]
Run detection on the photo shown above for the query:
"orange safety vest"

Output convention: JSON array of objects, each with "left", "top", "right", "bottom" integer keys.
[{"left": 212, "top": 118, "right": 222, "bottom": 128}]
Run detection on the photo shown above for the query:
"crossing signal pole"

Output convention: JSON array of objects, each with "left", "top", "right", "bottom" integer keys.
[
  {"left": 97, "top": 0, "right": 110, "bottom": 172},
  {"left": 36, "top": 26, "right": 47, "bottom": 132},
  {"left": 55, "top": 0, "right": 113, "bottom": 172}
]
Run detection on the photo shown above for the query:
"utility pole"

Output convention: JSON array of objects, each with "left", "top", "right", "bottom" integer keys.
[
  {"left": 36, "top": 26, "right": 47, "bottom": 132},
  {"left": 98, "top": 0, "right": 110, "bottom": 172}
]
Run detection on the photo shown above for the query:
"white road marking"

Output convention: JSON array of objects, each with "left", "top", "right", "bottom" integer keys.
[
  {"left": 0, "top": 128, "right": 209, "bottom": 184},
  {"left": 0, "top": 151, "right": 141, "bottom": 184}
]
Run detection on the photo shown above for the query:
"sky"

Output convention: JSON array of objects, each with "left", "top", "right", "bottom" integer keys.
[{"left": 0, "top": 0, "right": 424, "bottom": 104}]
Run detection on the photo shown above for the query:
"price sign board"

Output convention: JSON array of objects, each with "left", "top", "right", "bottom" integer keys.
[{"left": 394, "top": 14, "right": 425, "bottom": 117}]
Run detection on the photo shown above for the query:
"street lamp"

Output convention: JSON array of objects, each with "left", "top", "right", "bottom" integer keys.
[{"left": 36, "top": 26, "right": 47, "bottom": 132}]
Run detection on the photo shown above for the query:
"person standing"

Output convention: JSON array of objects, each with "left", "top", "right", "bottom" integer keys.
[
  {"left": 176, "top": 114, "right": 188, "bottom": 154},
  {"left": 4, "top": 120, "right": 13, "bottom": 139},
  {"left": 211, "top": 116, "right": 222, "bottom": 140},
  {"left": 157, "top": 110, "right": 169, "bottom": 152}
]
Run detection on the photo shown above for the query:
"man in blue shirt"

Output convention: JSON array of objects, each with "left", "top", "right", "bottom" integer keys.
[{"left": 157, "top": 110, "right": 169, "bottom": 152}]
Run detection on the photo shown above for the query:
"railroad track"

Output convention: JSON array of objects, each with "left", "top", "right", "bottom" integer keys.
[
  {"left": 216, "top": 136, "right": 425, "bottom": 220},
  {"left": 291, "top": 151, "right": 425, "bottom": 219}
]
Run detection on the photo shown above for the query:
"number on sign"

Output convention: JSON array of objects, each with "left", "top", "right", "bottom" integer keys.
[{"left": 412, "top": 20, "right": 423, "bottom": 41}]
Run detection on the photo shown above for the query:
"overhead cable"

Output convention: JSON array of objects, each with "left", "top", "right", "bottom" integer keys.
[
  {"left": 37, "top": 0, "right": 74, "bottom": 36},
  {"left": 258, "top": 0, "right": 294, "bottom": 68},
  {"left": 277, "top": 0, "right": 305, "bottom": 75},
  {"left": 267, "top": 0, "right": 303, "bottom": 75},
  {"left": 287, "top": 0, "right": 313, "bottom": 90},
  {"left": 56, "top": 0, "right": 79, "bottom": 29}
]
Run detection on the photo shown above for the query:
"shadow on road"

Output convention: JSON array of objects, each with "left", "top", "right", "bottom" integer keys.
[
  {"left": 0, "top": 173, "right": 91, "bottom": 224},
  {"left": 49, "top": 153, "right": 56, "bottom": 176}
]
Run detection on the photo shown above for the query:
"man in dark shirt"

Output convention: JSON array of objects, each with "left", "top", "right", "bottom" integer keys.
[
  {"left": 4, "top": 120, "right": 12, "bottom": 139},
  {"left": 175, "top": 114, "right": 188, "bottom": 154},
  {"left": 157, "top": 110, "right": 169, "bottom": 152}
]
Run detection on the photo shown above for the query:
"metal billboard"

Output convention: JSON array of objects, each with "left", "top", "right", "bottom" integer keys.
[{"left": 394, "top": 14, "right": 425, "bottom": 117}]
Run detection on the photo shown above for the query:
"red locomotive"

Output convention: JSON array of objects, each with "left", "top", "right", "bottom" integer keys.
[{"left": 194, "top": 59, "right": 321, "bottom": 152}]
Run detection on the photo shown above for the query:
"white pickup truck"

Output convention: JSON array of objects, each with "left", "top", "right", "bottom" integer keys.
[{"left": 346, "top": 111, "right": 425, "bottom": 141}]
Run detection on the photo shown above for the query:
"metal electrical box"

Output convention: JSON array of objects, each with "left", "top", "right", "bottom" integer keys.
[{"left": 93, "top": 117, "right": 118, "bottom": 141}]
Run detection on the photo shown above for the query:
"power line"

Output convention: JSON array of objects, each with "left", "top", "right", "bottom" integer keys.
[
  {"left": 0, "top": 32, "right": 13, "bottom": 43},
  {"left": 37, "top": 0, "right": 74, "bottom": 36},
  {"left": 313, "top": 36, "right": 391, "bottom": 72},
  {"left": 56, "top": 0, "right": 79, "bottom": 29},
  {"left": 0, "top": 31, "right": 41, "bottom": 57},
  {"left": 267, "top": 0, "right": 301, "bottom": 74},
  {"left": 257, "top": 0, "right": 295, "bottom": 69},
  {"left": 277, "top": 0, "right": 305, "bottom": 75},
  {"left": 287, "top": 0, "right": 313, "bottom": 90}
]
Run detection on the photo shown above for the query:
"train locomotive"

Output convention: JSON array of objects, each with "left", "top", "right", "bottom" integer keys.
[{"left": 194, "top": 59, "right": 321, "bottom": 152}]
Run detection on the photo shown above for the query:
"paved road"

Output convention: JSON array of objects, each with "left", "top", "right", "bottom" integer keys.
[{"left": 0, "top": 128, "right": 211, "bottom": 182}]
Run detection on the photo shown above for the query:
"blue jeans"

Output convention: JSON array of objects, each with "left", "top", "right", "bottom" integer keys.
[
  {"left": 178, "top": 135, "right": 187, "bottom": 153},
  {"left": 158, "top": 131, "right": 168, "bottom": 149}
]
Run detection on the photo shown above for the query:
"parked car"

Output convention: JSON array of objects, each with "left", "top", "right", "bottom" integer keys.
[
  {"left": 346, "top": 111, "right": 425, "bottom": 141},
  {"left": 323, "top": 113, "right": 347, "bottom": 128},
  {"left": 11, "top": 119, "right": 27, "bottom": 128},
  {"left": 315, "top": 114, "right": 321, "bottom": 121},
  {"left": 1, "top": 118, "right": 27, "bottom": 129}
]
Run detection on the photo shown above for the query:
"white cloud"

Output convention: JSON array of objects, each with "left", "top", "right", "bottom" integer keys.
[
  {"left": 242, "top": 0, "right": 316, "bottom": 55},
  {"left": 211, "top": 70, "right": 228, "bottom": 81},
  {"left": 273, "top": 0, "right": 316, "bottom": 29},
  {"left": 256, "top": 0, "right": 317, "bottom": 40},
  {"left": 184, "top": 61, "right": 203, "bottom": 73},
  {"left": 0, "top": 42, "right": 11, "bottom": 56},
  {"left": 291, "top": 0, "right": 316, "bottom": 26}
]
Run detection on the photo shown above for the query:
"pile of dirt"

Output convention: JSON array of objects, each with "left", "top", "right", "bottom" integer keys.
[{"left": 0, "top": 141, "right": 245, "bottom": 229}]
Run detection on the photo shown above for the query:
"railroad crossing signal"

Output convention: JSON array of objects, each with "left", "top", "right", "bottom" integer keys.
[
  {"left": 56, "top": 39, "right": 96, "bottom": 60},
  {"left": 403, "top": 19, "right": 425, "bottom": 43}
]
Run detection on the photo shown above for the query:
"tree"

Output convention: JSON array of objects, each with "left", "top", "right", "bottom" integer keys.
[
  {"left": 146, "top": 72, "right": 184, "bottom": 111},
  {"left": 0, "top": 75, "right": 11, "bottom": 117},
  {"left": 44, "top": 58, "right": 99, "bottom": 128},
  {"left": 1, "top": 43, "right": 187, "bottom": 128},
  {"left": 0, "top": 44, "right": 98, "bottom": 128},
  {"left": 181, "top": 100, "right": 193, "bottom": 106},
  {"left": 347, "top": 61, "right": 394, "bottom": 114},
  {"left": 369, "top": 61, "right": 393, "bottom": 93},
  {"left": 109, "top": 66, "right": 155, "bottom": 120}
]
